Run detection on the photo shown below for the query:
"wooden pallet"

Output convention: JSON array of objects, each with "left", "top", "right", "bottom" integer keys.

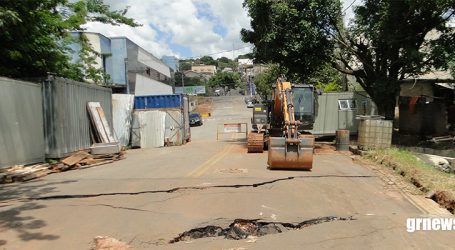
[{"left": 0, "top": 151, "right": 126, "bottom": 184}]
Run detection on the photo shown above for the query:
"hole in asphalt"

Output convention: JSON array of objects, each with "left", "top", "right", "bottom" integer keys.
[{"left": 170, "top": 216, "right": 355, "bottom": 243}]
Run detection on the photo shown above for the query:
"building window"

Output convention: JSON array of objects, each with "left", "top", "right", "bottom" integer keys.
[{"left": 338, "top": 99, "right": 357, "bottom": 110}]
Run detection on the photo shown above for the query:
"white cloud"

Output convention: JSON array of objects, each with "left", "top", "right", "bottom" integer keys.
[{"left": 84, "top": 0, "right": 252, "bottom": 59}]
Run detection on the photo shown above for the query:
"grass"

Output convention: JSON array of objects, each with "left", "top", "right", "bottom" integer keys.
[{"left": 364, "top": 147, "right": 455, "bottom": 212}]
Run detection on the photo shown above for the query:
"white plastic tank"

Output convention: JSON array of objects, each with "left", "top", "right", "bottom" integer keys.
[{"left": 357, "top": 116, "right": 393, "bottom": 150}]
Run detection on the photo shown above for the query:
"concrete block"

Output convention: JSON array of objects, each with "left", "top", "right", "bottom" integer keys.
[{"left": 90, "top": 142, "right": 120, "bottom": 155}]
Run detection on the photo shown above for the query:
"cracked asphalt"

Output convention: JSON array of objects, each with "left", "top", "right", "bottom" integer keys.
[{"left": 0, "top": 96, "right": 454, "bottom": 249}]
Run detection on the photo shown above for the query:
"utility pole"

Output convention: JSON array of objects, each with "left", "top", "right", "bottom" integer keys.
[
  {"left": 232, "top": 41, "right": 235, "bottom": 60},
  {"left": 248, "top": 74, "right": 253, "bottom": 97}
]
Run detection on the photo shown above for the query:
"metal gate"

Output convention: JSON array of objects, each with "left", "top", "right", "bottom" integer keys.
[
  {"left": 182, "top": 95, "right": 191, "bottom": 142},
  {"left": 164, "top": 109, "right": 185, "bottom": 146}
]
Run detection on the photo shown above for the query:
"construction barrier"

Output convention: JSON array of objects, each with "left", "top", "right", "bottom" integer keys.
[{"left": 217, "top": 123, "right": 248, "bottom": 140}]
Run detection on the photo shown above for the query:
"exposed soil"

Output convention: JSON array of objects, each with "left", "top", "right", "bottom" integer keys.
[
  {"left": 314, "top": 143, "right": 352, "bottom": 155},
  {"left": 358, "top": 149, "right": 455, "bottom": 214},
  {"left": 170, "top": 216, "right": 354, "bottom": 243},
  {"left": 194, "top": 97, "right": 213, "bottom": 115},
  {"left": 429, "top": 191, "right": 455, "bottom": 214}
]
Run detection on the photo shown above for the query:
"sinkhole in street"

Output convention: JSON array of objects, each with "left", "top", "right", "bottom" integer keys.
[{"left": 170, "top": 216, "right": 355, "bottom": 243}]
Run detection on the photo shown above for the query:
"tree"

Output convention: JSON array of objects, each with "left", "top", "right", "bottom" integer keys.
[
  {"left": 218, "top": 57, "right": 231, "bottom": 63},
  {"left": 332, "top": 0, "right": 455, "bottom": 118},
  {"left": 236, "top": 53, "right": 254, "bottom": 60},
  {"left": 242, "top": 0, "right": 455, "bottom": 119},
  {"left": 174, "top": 72, "right": 206, "bottom": 87},
  {"left": 241, "top": 0, "right": 342, "bottom": 80},
  {"left": 198, "top": 56, "right": 218, "bottom": 66},
  {"left": 308, "top": 63, "right": 344, "bottom": 92},
  {"left": 253, "top": 64, "right": 284, "bottom": 100},
  {"left": 74, "top": 33, "right": 112, "bottom": 84},
  {"left": 208, "top": 71, "right": 241, "bottom": 91},
  {"left": 179, "top": 61, "right": 193, "bottom": 71},
  {"left": 0, "top": 0, "right": 139, "bottom": 81},
  {"left": 216, "top": 57, "right": 237, "bottom": 71}
]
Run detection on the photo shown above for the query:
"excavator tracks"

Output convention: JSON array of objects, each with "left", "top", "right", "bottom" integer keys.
[{"left": 247, "top": 133, "right": 264, "bottom": 153}]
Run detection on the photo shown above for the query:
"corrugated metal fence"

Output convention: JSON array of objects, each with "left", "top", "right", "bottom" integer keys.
[
  {"left": 131, "top": 110, "right": 166, "bottom": 148},
  {"left": 42, "top": 77, "right": 112, "bottom": 158},
  {"left": 131, "top": 94, "right": 190, "bottom": 148},
  {"left": 112, "top": 94, "right": 135, "bottom": 147},
  {"left": 0, "top": 77, "right": 45, "bottom": 168}
]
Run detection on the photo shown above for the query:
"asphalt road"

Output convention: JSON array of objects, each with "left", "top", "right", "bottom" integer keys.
[{"left": 0, "top": 96, "right": 453, "bottom": 250}]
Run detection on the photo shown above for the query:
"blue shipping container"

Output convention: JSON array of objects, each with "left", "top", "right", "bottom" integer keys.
[{"left": 134, "top": 94, "right": 183, "bottom": 109}]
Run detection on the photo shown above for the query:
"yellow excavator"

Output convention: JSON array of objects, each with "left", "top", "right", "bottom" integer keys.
[{"left": 247, "top": 78, "right": 316, "bottom": 170}]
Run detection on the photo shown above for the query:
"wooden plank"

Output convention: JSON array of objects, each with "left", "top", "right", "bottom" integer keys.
[
  {"left": 87, "top": 102, "right": 109, "bottom": 143},
  {"left": 79, "top": 160, "right": 115, "bottom": 169},
  {"left": 96, "top": 107, "right": 116, "bottom": 143},
  {"left": 61, "top": 151, "right": 90, "bottom": 166},
  {"left": 19, "top": 170, "right": 52, "bottom": 182},
  {"left": 79, "top": 158, "right": 104, "bottom": 165},
  {"left": 87, "top": 103, "right": 102, "bottom": 142},
  {"left": 51, "top": 164, "right": 72, "bottom": 172}
]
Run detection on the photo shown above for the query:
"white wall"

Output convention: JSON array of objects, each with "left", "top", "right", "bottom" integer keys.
[
  {"left": 85, "top": 33, "right": 103, "bottom": 68},
  {"left": 137, "top": 48, "right": 171, "bottom": 77},
  {"left": 134, "top": 74, "right": 172, "bottom": 96}
]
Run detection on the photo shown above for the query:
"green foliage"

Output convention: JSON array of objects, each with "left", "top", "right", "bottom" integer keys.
[
  {"left": 0, "top": 7, "right": 21, "bottom": 27},
  {"left": 449, "top": 60, "right": 455, "bottom": 78},
  {"left": 198, "top": 56, "right": 218, "bottom": 66},
  {"left": 242, "top": 0, "right": 455, "bottom": 119},
  {"left": 241, "top": 0, "right": 342, "bottom": 80},
  {"left": 314, "top": 81, "right": 341, "bottom": 93},
  {"left": 218, "top": 57, "right": 230, "bottom": 63},
  {"left": 334, "top": 0, "right": 455, "bottom": 118},
  {"left": 174, "top": 72, "right": 206, "bottom": 87},
  {"left": 308, "top": 63, "right": 343, "bottom": 92},
  {"left": 236, "top": 53, "right": 254, "bottom": 60},
  {"left": 208, "top": 71, "right": 241, "bottom": 91},
  {"left": 217, "top": 57, "right": 237, "bottom": 71},
  {"left": 179, "top": 61, "right": 193, "bottom": 71},
  {"left": 253, "top": 64, "right": 284, "bottom": 100},
  {"left": 366, "top": 147, "right": 455, "bottom": 199},
  {"left": 0, "top": 0, "right": 139, "bottom": 81},
  {"left": 76, "top": 33, "right": 111, "bottom": 84}
]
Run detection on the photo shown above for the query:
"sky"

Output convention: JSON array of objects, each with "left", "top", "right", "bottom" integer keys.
[{"left": 84, "top": 0, "right": 359, "bottom": 60}]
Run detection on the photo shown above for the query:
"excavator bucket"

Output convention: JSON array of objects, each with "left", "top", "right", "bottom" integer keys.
[{"left": 267, "top": 135, "right": 314, "bottom": 170}]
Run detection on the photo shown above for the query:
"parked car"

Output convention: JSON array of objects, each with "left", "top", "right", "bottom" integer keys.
[
  {"left": 189, "top": 112, "right": 203, "bottom": 126},
  {"left": 247, "top": 101, "right": 254, "bottom": 108}
]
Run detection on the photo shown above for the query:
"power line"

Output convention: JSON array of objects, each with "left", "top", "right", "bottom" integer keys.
[
  {"left": 342, "top": 0, "right": 357, "bottom": 14},
  {"left": 181, "top": 45, "right": 253, "bottom": 60}
]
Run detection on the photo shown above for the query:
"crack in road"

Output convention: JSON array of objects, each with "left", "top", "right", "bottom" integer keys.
[
  {"left": 92, "top": 204, "right": 153, "bottom": 213},
  {"left": 170, "top": 216, "right": 355, "bottom": 243},
  {"left": 31, "top": 175, "right": 375, "bottom": 201}
]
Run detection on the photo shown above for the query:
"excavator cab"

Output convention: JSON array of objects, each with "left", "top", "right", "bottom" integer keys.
[
  {"left": 268, "top": 81, "right": 316, "bottom": 170},
  {"left": 292, "top": 85, "right": 316, "bottom": 130}
]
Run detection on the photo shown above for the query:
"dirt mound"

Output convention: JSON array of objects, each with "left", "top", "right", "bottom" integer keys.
[{"left": 93, "top": 236, "right": 132, "bottom": 250}]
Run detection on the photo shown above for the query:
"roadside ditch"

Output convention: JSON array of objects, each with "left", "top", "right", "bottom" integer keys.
[{"left": 359, "top": 148, "right": 455, "bottom": 214}]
